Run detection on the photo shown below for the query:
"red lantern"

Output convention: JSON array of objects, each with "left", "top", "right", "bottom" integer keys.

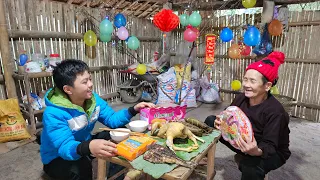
[{"left": 153, "top": 9, "right": 180, "bottom": 32}]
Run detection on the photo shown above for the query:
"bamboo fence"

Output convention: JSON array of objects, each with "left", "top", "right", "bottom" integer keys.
[
  {"left": 0, "top": 0, "right": 161, "bottom": 103},
  {"left": 0, "top": 0, "right": 320, "bottom": 122}
]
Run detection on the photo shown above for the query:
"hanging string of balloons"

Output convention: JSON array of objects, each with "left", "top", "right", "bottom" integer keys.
[{"left": 83, "top": 13, "right": 140, "bottom": 51}]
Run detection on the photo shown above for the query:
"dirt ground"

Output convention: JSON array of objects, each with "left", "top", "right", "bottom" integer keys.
[{"left": 0, "top": 102, "right": 319, "bottom": 180}]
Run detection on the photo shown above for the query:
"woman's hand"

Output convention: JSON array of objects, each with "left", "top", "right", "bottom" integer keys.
[
  {"left": 134, "top": 102, "right": 156, "bottom": 112},
  {"left": 89, "top": 139, "right": 117, "bottom": 158},
  {"left": 214, "top": 115, "right": 222, "bottom": 130},
  {"left": 236, "top": 136, "right": 263, "bottom": 156}
]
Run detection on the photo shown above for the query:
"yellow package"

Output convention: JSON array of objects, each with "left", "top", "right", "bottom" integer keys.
[
  {"left": 174, "top": 63, "right": 191, "bottom": 89},
  {"left": 0, "top": 98, "right": 31, "bottom": 143},
  {"left": 116, "top": 135, "right": 156, "bottom": 161}
]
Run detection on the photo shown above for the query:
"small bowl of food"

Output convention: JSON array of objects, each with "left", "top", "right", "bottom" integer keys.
[
  {"left": 129, "top": 120, "right": 149, "bottom": 133},
  {"left": 110, "top": 128, "right": 131, "bottom": 142}
]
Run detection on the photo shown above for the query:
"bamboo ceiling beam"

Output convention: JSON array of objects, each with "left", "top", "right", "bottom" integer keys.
[
  {"left": 140, "top": 3, "right": 159, "bottom": 18},
  {"left": 134, "top": 1, "right": 150, "bottom": 16},
  {"left": 0, "top": 0, "right": 17, "bottom": 98},
  {"left": 145, "top": 7, "right": 159, "bottom": 18},
  {"left": 80, "top": 1, "right": 88, "bottom": 7},
  {"left": 122, "top": 1, "right": 138, "bottom": 14},
  {"left": 67, "top": 0, "right": 74, "bottom": 4},
  {"left": 114, "top": 0, "right": 125, "bottom": 9}
]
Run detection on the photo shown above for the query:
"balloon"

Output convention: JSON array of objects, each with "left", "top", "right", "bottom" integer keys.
[
  {"left": 117, "top": 26, "right": 129, "bottom": 40},
  {"left": 243, "top": 26, "right": 261, "bottom": 46},
  {"left": 114, "top": 13, "right": 127, "bottom": 28},
  {"left": 127, "top": 36, "right": 140, "bottom": 50},
  {"left": 270, "top": 86, "right": 280, "bottom": 95},
  {"left": 100, "top": 19, "right": 114, "bottom": 34},
  {"left": 84, "top": 30, "right": 97, "bottom": 46},
  {"left": 228, "top": 44, "right": 241, "bottom": 59},
  {"left": 242, "top": 0, "right": 257, "bottom": 8},
  {"left": 268, "top": 19, "right": 283, "bottom": 36},
  {"left": 100, "top": 33, "right": 112, "bottom": 42},
  {"left": 184, "top": 28, "right": 197, "bottom": 42},
  {"left": 136, "top": 64, "right": 147, "bottom": 75},
  {"left": 220, "top": 27, "right": 233, "bottom": 42},
  {"left": 189, "top": 12, "right": 202, "bottom": 27},
  {"left": 19, "top": 54, "right": 28, "bottom": 66},
  {"left": 190, "top": 27, "right": 200, "bottom": 36},
  {"left": 179, "top": 14, "right": 189, "bottom": 26},
  {"left": 231, "top": 80, "right": 242, "bottom": 91}
]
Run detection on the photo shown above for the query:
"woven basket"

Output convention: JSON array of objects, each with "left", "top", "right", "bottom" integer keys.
[{"left": 273, "top": 94, "right": 297, "bottom": 116}]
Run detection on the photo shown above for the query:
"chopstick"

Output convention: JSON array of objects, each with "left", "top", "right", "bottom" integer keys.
[{"left": 98, "top": 127, "right": 144, "bottom": 136}]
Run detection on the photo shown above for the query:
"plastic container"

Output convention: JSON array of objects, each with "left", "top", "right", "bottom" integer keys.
[
  {"left": 49, "top": 54, "right": 62, "bottom": 67},
  {"left": 32, "top": 53, "right": 45, "bottom": 71}
]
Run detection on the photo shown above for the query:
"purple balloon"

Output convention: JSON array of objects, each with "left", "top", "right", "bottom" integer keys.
[{"left": 117, "top": 26, "right": 129, "bottom": 40}]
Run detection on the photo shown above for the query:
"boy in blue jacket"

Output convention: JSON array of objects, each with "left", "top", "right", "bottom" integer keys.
[{"left": 40, "top": 59, "right": 155, "bottom": 180}]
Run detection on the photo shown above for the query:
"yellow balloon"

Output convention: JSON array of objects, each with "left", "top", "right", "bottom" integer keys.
[
  {"left": 242, "top": 0, "right": 256, "bottom": 8},
  {"left": 270, "top": 86, "right": 280, "bottom": 95},
  {"left": 84, "top": 30, "right": 97, "bottom": 47},
  {"left": 136, "top": 64, "right": 147, "bottom": 75},
  {"left": 231, "top": 80, "right": 242, "bottom": 91}
]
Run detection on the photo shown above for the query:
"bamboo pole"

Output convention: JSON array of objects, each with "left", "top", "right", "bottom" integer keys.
[
  {"left": 0, "top": 0, "right": 17, "bottom": 98},
  {"left": 8, "top": 30, "right": 161, "bottom": 42}
]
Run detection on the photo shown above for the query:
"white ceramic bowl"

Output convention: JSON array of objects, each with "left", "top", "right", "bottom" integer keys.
[
  {"left": 129, "top": 120, "right": 149, "bottom": 133},
  {"left": 110, "top": 128, "right": 131, "bottom": 142}
]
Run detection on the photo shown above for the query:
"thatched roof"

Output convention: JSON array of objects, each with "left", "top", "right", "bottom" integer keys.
[{"left": 50, "top": 0, "right": 319, "bottom": 18}]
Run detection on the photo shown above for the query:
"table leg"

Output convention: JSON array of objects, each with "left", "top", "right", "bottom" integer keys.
[
  {"left": 207, "top": 143, "right": 217, "bottom": 180},
  {"left": 97, "top": 158, "right": 107, "bottom": 180}
]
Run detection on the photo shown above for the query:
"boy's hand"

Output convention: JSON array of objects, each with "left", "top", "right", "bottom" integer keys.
[
  {"left": 89, "top": 139, "right": 117, "bottom": 158},
  {"left": 134, "top": 102, "right": 156, "bottom": 112}
]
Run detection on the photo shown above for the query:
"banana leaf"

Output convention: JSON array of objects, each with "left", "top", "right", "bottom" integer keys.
[{"left": 130, "top": 130, "right": 221, "bottom": 179}]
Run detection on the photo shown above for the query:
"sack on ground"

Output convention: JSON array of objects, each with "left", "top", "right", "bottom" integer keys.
[{"left": 0, "top": 98, "right": 31, "bottom": 143}]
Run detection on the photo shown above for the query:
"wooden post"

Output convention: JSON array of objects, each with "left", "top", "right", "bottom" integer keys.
[
  {"left": 97, "top": 158, "right": 107, "bottom": 180},
  {"left": 0, "top": 0, "right": 17, "bottom": 98},
  {"left": 163, "top": 2, "right": 172, "bottom": 55},
  {"left": 207, "top": 143, "right": 217, "bottom": 180}
]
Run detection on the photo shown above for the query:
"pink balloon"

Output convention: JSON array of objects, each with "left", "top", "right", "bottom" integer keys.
[
  {"left": 184, "top": 28, "right": 197, "bottom": 42},
  {"left": 190, "top": 27, "right": 199, "bottom": 36},
  {"left": 117, "top": 26, "right": 129, "bottom": 40}
]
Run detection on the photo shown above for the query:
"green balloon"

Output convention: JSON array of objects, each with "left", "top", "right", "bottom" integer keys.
[
  {"left": 100, "top": 19, "right": 114, "bottom": 34},
  {"left": 100, "top": 33, "right": 112, "bottom": 42},
  {"left": 179, "top": 14, "right": 189, "bottom": 26},
  {"left": 127, "top": 36, "right": 140, "bottom": 50},
  {"left": 189, "top": 12, "right": 202, "bottom": 27}
]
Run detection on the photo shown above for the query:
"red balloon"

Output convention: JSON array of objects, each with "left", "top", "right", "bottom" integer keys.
[
  {"left": 190, "top": 27, "right": 200, "bottom": 36},
  {"left": 184, "top": 28, "right": 197, "bottom": 42},
  {"left": 153, "top": 9, "right": 180, "bottom": 32}
]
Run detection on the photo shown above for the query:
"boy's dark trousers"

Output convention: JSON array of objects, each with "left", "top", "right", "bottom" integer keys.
[
  {"left": 43, "top": 131, "right": 124, "bottom": 180},
  {"left": 205, "top": 115, "right": 285, "bottom": 180}
]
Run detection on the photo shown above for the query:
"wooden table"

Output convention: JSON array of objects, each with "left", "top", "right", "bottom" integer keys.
[{"left": 97, "top": 134, "right": 221, "bottom": 180}]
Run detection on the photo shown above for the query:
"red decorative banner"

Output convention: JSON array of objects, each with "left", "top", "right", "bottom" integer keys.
[{"left": 205, "top": 34, "right": 216, "bottom": 65}]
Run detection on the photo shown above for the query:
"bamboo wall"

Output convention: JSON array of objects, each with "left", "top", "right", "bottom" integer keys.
[
  {"left": 171, "top": 5, "right": 320, "bottom": 122},
  {"left": 1, "top": 0, "right": 161, "bottom": 102}
]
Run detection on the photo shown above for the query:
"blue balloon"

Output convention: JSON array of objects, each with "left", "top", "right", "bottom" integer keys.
[
  {"left": 19, "top": 54, "right": 28, "bottom": 66},
  {"left": 220, "top": 27, "right": 233, "bottom": 42},
  {"left": 243, "top": 26, "right": 261, "bottom": 46},
  {"left": 114, "top": 13, "right": 127, "bottom": 28}
]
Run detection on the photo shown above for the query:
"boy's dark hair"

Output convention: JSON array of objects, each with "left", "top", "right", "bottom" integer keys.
[{"left": 53, "top": 59, "right": 89, "bottom": 92}]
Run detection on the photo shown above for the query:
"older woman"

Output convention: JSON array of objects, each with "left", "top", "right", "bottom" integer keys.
[{"left": 205, "top": 51, "right": 291, "bottom": 180}]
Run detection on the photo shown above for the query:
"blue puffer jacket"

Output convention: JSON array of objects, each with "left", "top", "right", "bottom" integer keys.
[{"left": 40, "top": 88, "right": 133, "bottom": 164}]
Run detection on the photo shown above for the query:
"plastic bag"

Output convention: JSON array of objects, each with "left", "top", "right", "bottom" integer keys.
[
  {"left": 197, "top": 77, "right": 221, "bottom": 103},
  {"left": 0, "top": 99, "right": 31, "bottom": 143},
  {"left": 253, "top": 24, "right": 273, "bottom": 56},
  {"left": 156, "top": 67, "right": 176, "bottom": 105}
]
